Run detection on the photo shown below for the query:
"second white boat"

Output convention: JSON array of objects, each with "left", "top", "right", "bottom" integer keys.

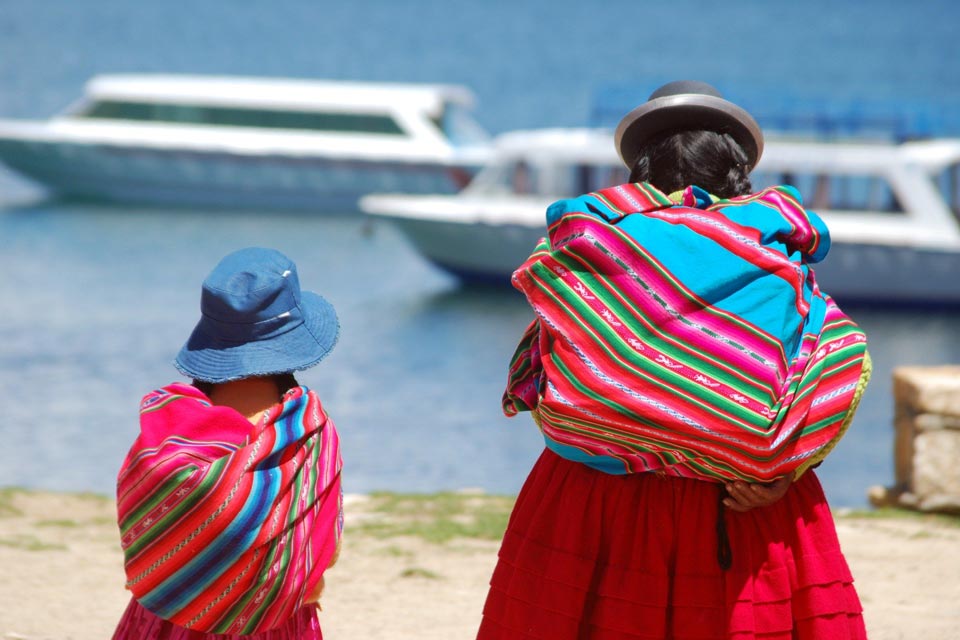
[{"left": 360, "top": 128, "right": 960, "bottom": 305}]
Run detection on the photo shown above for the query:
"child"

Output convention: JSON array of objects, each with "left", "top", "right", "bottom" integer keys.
[{"left": 112, "top": 247, "right": 343, "bottom": 639}]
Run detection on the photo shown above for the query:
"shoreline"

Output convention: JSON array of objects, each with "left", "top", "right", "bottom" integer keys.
[{"left": 1, "top": 488, "right": 958, "bottom": 639}]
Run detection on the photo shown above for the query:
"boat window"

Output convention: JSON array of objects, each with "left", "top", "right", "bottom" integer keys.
[
  {"left": 935, "top": 163, "right": 960, "bottom": 218},
  {"left": 468, "top": 158, "right": 627, "bottom": 197},
  {"left": 549, "top": 163, "right": 628, "bottom": 196},
  {"left": 432, "top": 102, "right": 490, "bottom": 146},
  {"left": 511, "top": 161, "right": 539, "bottom": 194},
  {"left": 81, "top": 100, "right": 407, "bottom": 135},
  {"left": 750, "top": 170, "right": 905, "bottom": 214}
]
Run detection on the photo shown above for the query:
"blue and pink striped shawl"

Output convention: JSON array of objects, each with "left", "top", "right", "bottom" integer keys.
[
  {"left": 504, "top": 182, "right": 870, "bottom": 482},
  {"left": 117, "top": 383, "right": 342, "bottom": 634}
]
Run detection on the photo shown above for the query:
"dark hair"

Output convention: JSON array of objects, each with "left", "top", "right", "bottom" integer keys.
[
  {"left": 193, "top": 373, "right": 300, "bottom": 397},
  {"left": 627, "top": 130, "right": 752, "bottom": 199}
]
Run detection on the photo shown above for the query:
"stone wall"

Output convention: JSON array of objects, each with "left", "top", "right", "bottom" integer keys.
[{"left": 869, "top": 365, "right": 960, "bottom": 514}]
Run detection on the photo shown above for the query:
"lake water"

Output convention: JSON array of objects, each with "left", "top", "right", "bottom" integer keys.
[{"left": 1, "top": 0, "right": 959, "bottom": 506}]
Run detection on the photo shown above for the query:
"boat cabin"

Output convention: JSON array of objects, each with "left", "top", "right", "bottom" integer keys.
[
  {"left": 462, "top": 128, "right": 627, "bottom": 198},
  {"left": 753, "top": 139, "right": 960, "bottom": 244},
  {"left": 61, "top": 74, "right": 490, "bottom": 146}
]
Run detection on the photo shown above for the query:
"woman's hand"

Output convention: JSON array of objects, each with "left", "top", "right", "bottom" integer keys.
[{"left": 723, "top": 473, "right": 793, "bottom": 512}]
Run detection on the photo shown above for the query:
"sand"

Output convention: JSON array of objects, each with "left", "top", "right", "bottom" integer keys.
[{"left": 0, "top": 488, "right": 958, "bottom": 640}]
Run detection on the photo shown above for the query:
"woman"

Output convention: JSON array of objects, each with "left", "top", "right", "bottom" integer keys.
[
  {"left": 113, "top": 247, "right": 343, "bottom": 640},
  {"left": 478, "top": 82, "right": 871, "bottom": 639}
]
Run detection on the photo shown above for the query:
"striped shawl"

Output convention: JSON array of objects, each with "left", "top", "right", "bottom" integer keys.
[
  {"left": 117, "top": 383, "right": 342, "bottom": 634},
  {"left": 504, "top": 182, "right": 870, "bottom": 482}
]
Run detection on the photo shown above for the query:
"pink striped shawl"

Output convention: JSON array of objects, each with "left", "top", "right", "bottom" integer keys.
[
  {"left": 117, "top": 383, "right": 342, "bottom": 634},
  {"left": 504, "top": 183, "right": 870, "bottom": 483}
]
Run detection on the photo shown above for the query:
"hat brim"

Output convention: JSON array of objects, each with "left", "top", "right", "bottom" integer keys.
[
  {"left": 174, "top": 291, "right": 340, "bottom": 383},
  {"left": 614, "top": 94, "right": 764, "bottom": 170}
]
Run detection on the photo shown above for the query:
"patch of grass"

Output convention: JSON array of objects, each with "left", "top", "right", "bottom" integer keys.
[
  {"left": 0, "top": 487, "right": 26, "bottom": 517},
  {"left": 399, "top": 567, "right": 441, "bottom": 580},
  {"left": 74, "top": 491, "right": 112, "bottom": 504},
  {"left": 0, "top": 487, "right": 112, "bottom": 519},
  {"left": 378, "top": 545, "right": 415, "bottom": 558},
  {"left": 352, "top": 491, "right": 515, "bottom": 544},
  {"left": 0, "top": 534, "right": 68, "bottom": 552},
  {"left": 837, "top": 507, "right": 960, "bottom": 528},
  {"left": 35, "top": 519, "right": 81, "bottom": 528}
]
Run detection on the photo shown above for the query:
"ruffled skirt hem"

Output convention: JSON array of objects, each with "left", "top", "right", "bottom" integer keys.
[
  {"left": 112, "top": 599, "right": 322, "bottom": 640},
  {"left": 477, "top": 449, "right": 866, "bottom": 640}
]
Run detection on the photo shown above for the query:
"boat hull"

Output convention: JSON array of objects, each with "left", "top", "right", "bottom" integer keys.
[
  {"left": 812, "top": 242, "right": 960, "bottom": 306},
  {"left": 0, "top": 139, "right": 473, "bottom": 211},
  {"left": 384, "top": 215, "right": 960, "bottom": 306},
  {"left": 385, "top": 215, "right": 542, "bottom": 283}
]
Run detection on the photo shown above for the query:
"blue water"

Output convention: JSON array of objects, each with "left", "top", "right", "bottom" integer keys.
[{"left": 2, "top": 0, "right": 959, "bottom": 506}]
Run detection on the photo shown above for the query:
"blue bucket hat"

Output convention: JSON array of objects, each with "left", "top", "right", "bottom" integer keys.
[{"left": 175, "top": 247, "right": 339, "bottom": 383}]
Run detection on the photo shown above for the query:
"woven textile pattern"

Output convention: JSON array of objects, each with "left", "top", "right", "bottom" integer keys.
[
  {"left": 117, "top": 383, "right": 342, "bottom": 634},
  {"left": 503, "top": 182, "right": 869, "bottom": 483}
]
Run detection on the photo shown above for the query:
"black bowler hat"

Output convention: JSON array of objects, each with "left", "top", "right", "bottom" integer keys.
[{"left": 614, "top": 80, "right": 764, "bottom": 170}]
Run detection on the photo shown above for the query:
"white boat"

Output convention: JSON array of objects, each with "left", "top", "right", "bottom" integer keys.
[
  {"left": 0, "top": 74, "right": 491, "bottom": 210},
  {"left": 360, "top": 128, "right": 960, "bottom": 305}
]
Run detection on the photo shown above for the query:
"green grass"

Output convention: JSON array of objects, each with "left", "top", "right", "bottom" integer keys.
[
  {"left": 0, "top": 487, "right": 25, "bottom": 517},
  {"left": 73, "top": 491, "right": 113, "bottom": 505},
  {"left": 35, "top": 519, "right": 82, "bottom": 528},
  {"left": 352, "top": 491, "right": 515, "bottom": 544},
  {"left": 399, "top": 567, "right": 442, "bottom": 580},
  {"left": 0, "top": 487, "right": 112, "bottom": 518},
  {"left": 0, "top": 534, "right": 68, "bottom": 552},
  {"left": 837, "top": 507, "right": 960, "bottom": 527}
]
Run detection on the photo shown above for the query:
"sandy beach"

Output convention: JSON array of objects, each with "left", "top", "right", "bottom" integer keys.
[{"left": 1, "top": 487, "right": 958, "bottom": 640}]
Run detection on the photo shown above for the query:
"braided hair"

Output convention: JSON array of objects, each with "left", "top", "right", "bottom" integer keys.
[{"left": 627, "top": 130, "right": 753, "bottom": 199}]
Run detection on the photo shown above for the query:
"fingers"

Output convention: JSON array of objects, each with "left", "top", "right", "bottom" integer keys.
[
  {"left": 723, "top": 475, "right": 793, "bottom": 512},
  {"left": 723, "top": 481, "right": 761, "bottom": 512},
  {"left": 722, "top": 496, "right": 752, "bottom": 512}
]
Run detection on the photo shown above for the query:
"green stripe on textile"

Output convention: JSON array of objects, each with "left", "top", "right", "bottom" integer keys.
[
  {"left": 788, "top": 346, "right": 866, "bottom": 411},
  {"left": 139, "top": 393, "right": 191, "bottom": 415},
  {"left": 119, "top": 467, "right": 197, "bottom": 536},
  {"left": 531, "top": 267, "right": 770, "bottom": 432},
  {"left": 539, "top": 403, "right": 770, "bottom": 481},
  {"left": 568, "top": 212, "right": 785, "bottom": 364},
  {"left": 541, "top": 352, "right": 808, "bottom": 468},
  {"left": 233, "top": 525, "right": 292, "bottom": 633},
  {"left": 546, "top": 353, "right": 660, "bottom": 428},
  {"left": 546, "top": 225, "right": 781, "bottom": 400},
  {"left": 547, "top": 350, "right": 795, "bottom": 459},
  {"left": 573, "top": 264, "right": 775, "bottom": 408},
  {"left": 123, "top": 457, "right": 230, "bottom": 560}
]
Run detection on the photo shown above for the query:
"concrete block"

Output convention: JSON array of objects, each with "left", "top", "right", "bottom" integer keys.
[
  {"left": 913, "top": 429, "right": 960, "bottom": 498},
  {"left": 893, "top": 366, "right": 960, "bottom": 417}
]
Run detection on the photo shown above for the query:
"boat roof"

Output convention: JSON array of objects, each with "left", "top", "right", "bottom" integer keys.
[
  {"left": 488, "top": 128, "right": 619, "bottom": 163},
  {"left": 484, "top": 127, "right": 960, "bottom": 173},
  {"left": 758, "top": 137, "right": 960, "bottom": 173},
  {"left": 80, "top": 74, "right": 477, "bottom": 115}
]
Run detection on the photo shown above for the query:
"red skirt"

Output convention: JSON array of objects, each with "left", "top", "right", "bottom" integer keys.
[
  {"left": 478, "top": 449, "right": 866, "bottom": 640},
  {"left": 112, "top": 598, "right": 322, "bottom": 640}
]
